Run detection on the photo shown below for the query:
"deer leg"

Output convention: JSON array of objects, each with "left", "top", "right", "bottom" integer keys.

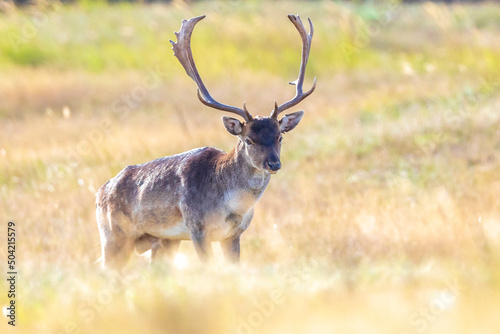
[
  {"left": 150, "top": 239, "right": 162, "bottom": 262},
  {"left": 221, "top": 209, "right": 252, "bottom": 264},
  {"left": 221, "top": 236, "right": 240, "bottom": 264},
  {"left": 162, "top": 239, "right": 182, "bottom": 258},
  {"left": 151, "top": 239, "right": 181, "bottom": 262},
  {"left": 101, "top": 226, "right": 134, "bottom": 270},
  {"left": 190, "top": 228, "right": 213, "bottom": 262},
  {"left": 97, "top": 209, "right": 134, "bottom": 270}
]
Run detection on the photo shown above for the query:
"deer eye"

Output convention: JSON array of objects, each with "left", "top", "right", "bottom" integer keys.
[
  {"left": 278, "top": 136, "right": 283, "bottom": 143},
  {"left": 245, "top": 139, "right": 254, "bottom": 146}
]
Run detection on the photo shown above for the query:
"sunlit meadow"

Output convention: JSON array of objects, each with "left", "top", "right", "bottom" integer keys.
[{"left": 1, "top": 1, "right": 500, "bottom": 333}]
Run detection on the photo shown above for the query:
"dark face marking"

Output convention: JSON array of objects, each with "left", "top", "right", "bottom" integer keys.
[
  {"left": 247, "top": 118, "right": 281, "bottom": 146},
  {"left": 243, "top": 117, "right": 283, "bottom": 173}
]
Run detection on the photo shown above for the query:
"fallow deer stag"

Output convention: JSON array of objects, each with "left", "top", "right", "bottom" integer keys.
[{"left": 96, "top": 14, "right": 315, "bottom": 268}]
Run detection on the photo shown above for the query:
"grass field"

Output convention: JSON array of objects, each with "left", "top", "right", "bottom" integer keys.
[{"left": 1, "top": 1, "right": 500, "bottom": 333}]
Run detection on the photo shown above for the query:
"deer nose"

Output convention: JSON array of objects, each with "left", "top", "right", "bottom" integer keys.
[{"left": 267, "top": 161, "right": 281, "bottom": 171}]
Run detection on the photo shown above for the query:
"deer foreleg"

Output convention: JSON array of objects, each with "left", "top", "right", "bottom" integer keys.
[{"left": 191, "top": 228, "right": 213, "bottom": 262}]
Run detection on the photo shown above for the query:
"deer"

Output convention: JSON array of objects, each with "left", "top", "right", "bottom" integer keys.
[{"left": 96, "top": 14, "right": 316, "bottom": 269}]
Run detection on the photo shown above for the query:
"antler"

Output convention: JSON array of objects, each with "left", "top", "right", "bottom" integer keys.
[
  {"left": 170, "top": 15, "right": 252, "bottom": 122},
  {"left": 270, "top": 15, "right": 316, "bottom": 119}
]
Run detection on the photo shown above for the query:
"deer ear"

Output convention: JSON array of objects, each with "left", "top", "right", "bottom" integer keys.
[
  {"left": 279, "top": 111, "right": 304, "bottom": 133},
  {"left": 222, "top": 116, "right": 243, "bottom": 136}
]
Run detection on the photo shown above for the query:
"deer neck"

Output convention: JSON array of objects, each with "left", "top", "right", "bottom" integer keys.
[{"left": 217, "top": 140, "right": 270, "bottom": 193}]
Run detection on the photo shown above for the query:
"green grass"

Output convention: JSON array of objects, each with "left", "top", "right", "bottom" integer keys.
[{"left": 1, "top": 2, "right": 499, "bottom": 75}]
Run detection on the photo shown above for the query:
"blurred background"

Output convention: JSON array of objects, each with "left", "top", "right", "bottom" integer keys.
[{"left": 1, "top": 0, "right": 500, "bottom": 333}]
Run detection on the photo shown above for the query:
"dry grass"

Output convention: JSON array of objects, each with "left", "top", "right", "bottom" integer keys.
[{"left": 1, "top": 1, "right": 500, "bottom": 333}]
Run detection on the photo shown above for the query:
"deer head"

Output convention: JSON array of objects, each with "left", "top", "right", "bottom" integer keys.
[{"left": 170, "top": 15, "right": 316, "bottom": 174}]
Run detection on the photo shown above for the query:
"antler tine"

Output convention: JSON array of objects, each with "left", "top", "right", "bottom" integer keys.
[
  {"left": 170, "top": 15, "right": 251, "bottom": 122},
  {"left": 273, "top": 15, "right": 317, "bottom": 117}
]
